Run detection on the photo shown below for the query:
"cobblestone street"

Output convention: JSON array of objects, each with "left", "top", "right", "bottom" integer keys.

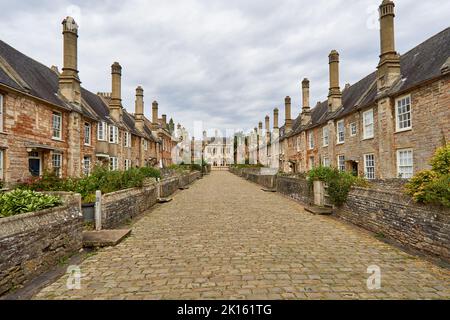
[{"left": 35, "top": 172, "right": 450, "bottom": 300}]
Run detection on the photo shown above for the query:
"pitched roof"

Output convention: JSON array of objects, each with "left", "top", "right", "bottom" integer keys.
[
  {"left": 0, "top": 39, "right": 160, "bottom": 140},
  {"left": 282, "top": 27, "right": 450, "bottom": 138}
]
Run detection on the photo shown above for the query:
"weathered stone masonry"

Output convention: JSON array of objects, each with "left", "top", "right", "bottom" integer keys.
[{"left": 0, "top": 193, "right": 83, "bottom": 295}]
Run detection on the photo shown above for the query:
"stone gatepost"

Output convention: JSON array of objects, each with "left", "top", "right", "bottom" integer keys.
[{"left": 313, "top": 180, "right": 326, "bottom": 207}]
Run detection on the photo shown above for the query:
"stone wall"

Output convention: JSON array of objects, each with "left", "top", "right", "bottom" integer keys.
[
  {"left": 101, "top": 172, "right": 200, "bottom": 229},
  {"left": 276, "top": 176, "right": 313, "bottom": 205},
  {"left": 0, "top": 192, "right": 83, "bottom": 295},
  {"left": 337, "top": 187, "right": 450, "bottom": 262},
  {"left": 101, "top": 185, "right": 158, "bottom": 229}
]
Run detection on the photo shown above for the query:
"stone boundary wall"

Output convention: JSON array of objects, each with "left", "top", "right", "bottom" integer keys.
[
  {"left": 231, "top": 168, "right": 450, "bottom": 262},
  {"left": 338, "top": 187, "right": 450, "bottom": 262},
  {"left": 102, "top": 172, "right": 201, "bottom": 229},
  {"left": 0, "top": 192, "right": 83, "bottom": 296}
]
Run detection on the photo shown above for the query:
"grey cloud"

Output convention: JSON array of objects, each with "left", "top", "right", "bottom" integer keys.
[{"left": 0, "top": 0, "right": 449, "bottom": 135}]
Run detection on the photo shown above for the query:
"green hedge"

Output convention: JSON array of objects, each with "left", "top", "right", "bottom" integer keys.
[
  {"left": 16, "top": 166, "right": 161, "bottom": 204},
  {"left": 0, "top": 190, "right": 62, "bottom": 218}
]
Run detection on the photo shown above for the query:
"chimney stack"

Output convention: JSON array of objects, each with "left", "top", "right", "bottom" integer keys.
[
  {"left": 328, "top": 50, "right": 342, "bottom": 113},
  {"left": 135, "top": 86, "right": 144, "bottom": 132},
  {"left": 59, "top": 17, "right": 81, "bottom": 106},
  {"left": 377, "top": 0, "right": 401, "bottom": 90},
  {"left": 273, "top": 108, "right": 279, "bottom": 129},
  {"left": 301, "top": 78, "right": 312, "bottom": 125},
  {"left": 285, "top": 96, "right": 292, "bottom": 132},
  {"left": 265, "top": 115, "right": 270, "bottom": 142},
  {"left": 152, "top": 101, "right": 159, "bottom": 128},
  {"left": 162, "top": 114, "right": 167, "bottom": 127},
  {"left": 109, "top": 62, "right": 123, "bottom": 121}
]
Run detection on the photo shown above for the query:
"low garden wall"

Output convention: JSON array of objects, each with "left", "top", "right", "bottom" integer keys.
[
  {"left": 231, "top": 168, "right": 450, "bottom": 262},
  {"left": 0, "top": 192, "right": 83, "bottom": 296},
  {"left": 337, "top": 187, "right": 450, "bottom": 262},
  {"left": 101, "top": 172, "right": 201, "bottom": 229}
]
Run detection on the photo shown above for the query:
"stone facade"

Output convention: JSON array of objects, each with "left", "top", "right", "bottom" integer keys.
[
  {"left": 0, "top": 192, "right": 83, "bottom": 295},
  {"left": 0, "top": 16, "right": 182, "bottom": 187},
  {"left": 246, "top": 1, "right": 449, "bottom": 180}
]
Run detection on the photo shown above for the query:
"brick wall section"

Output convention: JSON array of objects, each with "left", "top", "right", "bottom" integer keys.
[
  {"left": 0, "top": 192, "right": 83, "bottom": 295},
  {"left": 337, "top": 187, "right": 450, "bottom": 262}
]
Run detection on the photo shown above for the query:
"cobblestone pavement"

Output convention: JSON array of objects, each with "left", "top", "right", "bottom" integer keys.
[{"left": 35, "top": 172, "right": 450, "bottom": 300}]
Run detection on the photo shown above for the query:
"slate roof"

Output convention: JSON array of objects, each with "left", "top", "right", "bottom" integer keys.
[
  {"left": 282, "top": 27, "right": 450, "bottom": 139},
  {"left": 0, "top": 39, "right": 159, "bottom": 140}
]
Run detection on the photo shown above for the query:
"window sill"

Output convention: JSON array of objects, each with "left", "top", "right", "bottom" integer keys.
[
  {"left": 395, "top": 128, "right": 412, "bottom": 134},
  {"left": 0, "top": 131, "right": 9, "bottom": 136},
  {"left": 52, "top": 138, "right": 63, "bottom": 142},
  {"left": 336, "top": 142, "right": 345, "bottom": 145},
  {"left": 362, "top": 137, "right": 374, "bottom": 141}
]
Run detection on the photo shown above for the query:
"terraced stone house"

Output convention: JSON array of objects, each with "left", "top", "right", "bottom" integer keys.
[
  {"left": 273, "top": 0, "right": 449, "bottom": 179},
  {"left": 0, "top": 17, "right": 180, "bottom": 186}
]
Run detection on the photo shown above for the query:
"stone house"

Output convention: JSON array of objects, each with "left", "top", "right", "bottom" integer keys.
[
  {"left": 0, "top": 16, "right": 179, "bottom": 186},
  {"left": 275, "top": 0, "right": 449, "bottom": 179}
]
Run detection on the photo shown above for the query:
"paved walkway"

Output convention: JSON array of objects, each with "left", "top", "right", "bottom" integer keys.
[{"left": 35, "top": 172, "right": 450, "bottom": 300}]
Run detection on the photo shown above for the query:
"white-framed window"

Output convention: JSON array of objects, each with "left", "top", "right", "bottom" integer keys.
[
  {"left": 322, "top": 126, "right": 329, "bottom": 147},
  {"left": 338, "top": 155, "right": 345, "bottom": 172},
  {"left": 109, "top": 157, "right": 119, "bottom": 171},
  {"left": 83, "top": 156, "right": 91, "bottom": 176},
  {"left": 0, "top": 94, "right": 4, "bottom": 132},
  {"left": 364, "top": 154, "right": 375, "bottom": 180},
  {"left": 337, "top": 120, "right": 345, "bottom": 144},
  {"left": 125, "top": 159, "right": 131, "bottom": 170},
  {"left": 98, "top": 121, "right": 107, "bottom": 141},
  {"left": 396, "top": 95, "right": 412, "bottom": 132},
  {"left": 84, "top": 123, "right": 91, "bottom": 146},
  {"left": 350, "top": 122, "right": 357, "bottom": 136},
  {"left": 322, "top": 157, "right": 330, "bottom": 167},
  {"left": 52, "top": 112, "right": 62, "bottom": 140},
  {"left": 308, "top": 131, "right": 314, "bottom": 150},
  {"left": 363, "top": 109, "right": 374, "bottom": 139},
  {"left": 124, "top": 132, "right": 131, "bottom": 148},
  {"left": 397, "top": 149, "right": 414, "bottom": 179},
  {"left": 52, "top": 153, "right": 62, "bottom": 177},
  {"left": 309, "top": 156, "right": 315, "bottom": 170},
  {"left": 0, "top": 149, "right": 4, "bottom": 181},
  {"left": 109, "top": 125, "right": 119, "bottom": 144},
  {"left": 143, "top": 139, "right": 148, "bottom": 151}
]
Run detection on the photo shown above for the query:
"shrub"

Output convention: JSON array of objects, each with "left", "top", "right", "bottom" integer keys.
[
  {"left": 307, "top": 167, "right": 368, "bottom": 206},
  {"left": 405, "top": 143, "right": 450, "bottom": 207},
  {"left": 0, "top": 190, "right": 62, "bottom": 218},
  {"left": 15, "top": 166, "right": 161, "bottom": 204},
  {"left": 430, "top": 144, "right": 450, "bottom": 175}
]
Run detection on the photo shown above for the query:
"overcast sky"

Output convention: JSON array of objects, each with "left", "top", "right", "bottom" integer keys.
[{"left": 0, "top": 0, "right": 449, "bottom": 136}]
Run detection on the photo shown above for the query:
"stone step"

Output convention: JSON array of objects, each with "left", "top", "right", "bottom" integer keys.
[
  {"left": 82, "top": 229, "right": 132, "bottom": 248},
  {"left": 305, "top": 205, "right": 333, "bottom": 215}
]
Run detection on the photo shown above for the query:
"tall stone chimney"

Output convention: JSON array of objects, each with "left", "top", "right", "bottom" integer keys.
[
  {"left": 109, "top": 62, "right": 123, "bottom": 122},
  {"left": 377, "top": 0, "right": 401, "bottom": 90},
  {"left": 59, "top": 17, "right": 81, "bottom": 106},
  {"left": 273, "top": 108, "right": 279, "bottom": 129},
  {"left": 285, "top": 96, "right": 292, "bottom": 133},
  {"left": 152, "top": 101, "right": 159, "bottom": 128},
  {"left": 162, "top": 114, "right": 167, "bottom": 127},
  {"left": 135, "top": 86, "right": 144, "bottom": 132},
  {"left": 328, "top": 50, "right": 342, "bottom": 113},
  {"left": 265, "top": 115, "right": 270, "bottom": 142},
  {"left": 301, "top": 78, "right": 312, "bottom": 125}
]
